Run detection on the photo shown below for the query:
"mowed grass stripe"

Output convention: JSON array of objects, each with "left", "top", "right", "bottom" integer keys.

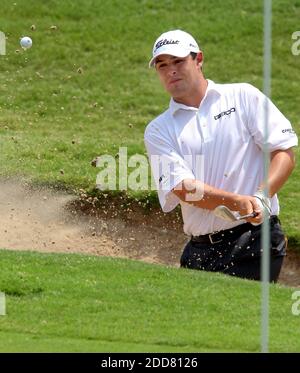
[
  {"left": 0, "top": 330, "right": 239, "bottom": 353},
  {"left": 0, "top": 250, "right": 299, "bottom": 352}
]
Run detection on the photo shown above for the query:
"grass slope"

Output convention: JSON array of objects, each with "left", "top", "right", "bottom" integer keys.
[{"left": 0, "top": 249, "right": 299, "bottom": 352}]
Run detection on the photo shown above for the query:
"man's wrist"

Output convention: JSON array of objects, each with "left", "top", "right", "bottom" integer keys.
[{"left": 222, "top": 193, "right": 242, "bottom": 211}]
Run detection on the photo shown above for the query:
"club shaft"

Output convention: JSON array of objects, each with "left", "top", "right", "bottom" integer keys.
[{"left": 239, "top": 212, "right": 258, "bottom": 219}]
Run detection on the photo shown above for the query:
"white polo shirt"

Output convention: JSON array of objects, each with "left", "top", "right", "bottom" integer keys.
[{"left": 144, "top": 80, "right": 298, "bottom": 236}]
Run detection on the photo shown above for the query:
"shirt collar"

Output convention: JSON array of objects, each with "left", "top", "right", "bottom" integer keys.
[{"left": 169, "top": 79, "right": 222, "bottom": 116}]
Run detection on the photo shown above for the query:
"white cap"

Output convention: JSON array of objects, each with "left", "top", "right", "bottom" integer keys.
[{"left": 149, "top": 29, "right": 200, "bottom": 67}]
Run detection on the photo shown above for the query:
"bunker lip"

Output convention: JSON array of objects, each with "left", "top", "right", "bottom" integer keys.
[{"left": 0, "top": 178, "right": 299, "bottom": 287}]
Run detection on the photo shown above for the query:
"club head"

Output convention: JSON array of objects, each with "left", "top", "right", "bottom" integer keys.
[
  {"left": 214, "top": 205, "right": 258, "bottom": 222},
  {"left": 213, "top": 205, "right": 238, "bottom": 222}
]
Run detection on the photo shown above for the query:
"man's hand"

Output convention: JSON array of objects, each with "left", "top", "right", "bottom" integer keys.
[
  {"left": 231, "top": 195, "right": 263, "bottom": 225},
  {"left": 250, "top": 191, "right": 271, "bottom": 225},
  {"left": 232, "top": 192, "right": 271, "bottom": 225}
]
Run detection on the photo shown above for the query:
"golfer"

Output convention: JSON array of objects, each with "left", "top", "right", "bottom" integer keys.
[{"left": 144, "top": 29, "right": 298, "bottom": 282}]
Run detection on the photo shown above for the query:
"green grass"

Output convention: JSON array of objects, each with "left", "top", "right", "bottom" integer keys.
[
  {"left": 0, "top": 0, "right": 299, "bottom": 244},
  {"left": 0, "top": 249, "right": 299, "bottom": 352}
]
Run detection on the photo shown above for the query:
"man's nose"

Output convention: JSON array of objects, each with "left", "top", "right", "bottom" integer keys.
[{"left": 167, "top": 67, "right": 177, "bottom": 76}]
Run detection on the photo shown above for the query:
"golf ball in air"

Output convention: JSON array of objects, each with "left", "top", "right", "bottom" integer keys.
[{"left": 20, "top": 36, "right": 32, "bottom": 49}]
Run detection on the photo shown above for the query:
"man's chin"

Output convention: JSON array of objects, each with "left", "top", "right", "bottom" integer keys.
[{"left": 167, "top": 85, "right": 185, "bottom": 97}]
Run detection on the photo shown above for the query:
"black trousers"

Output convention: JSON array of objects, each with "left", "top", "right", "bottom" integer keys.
[{"left": 180, "top": 216, "right": 286, "bottom": 282}]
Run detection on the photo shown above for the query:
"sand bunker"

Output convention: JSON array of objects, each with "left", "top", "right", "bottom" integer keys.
[{"left": 0, "top": 179, "right": 299, "bottom": 287}]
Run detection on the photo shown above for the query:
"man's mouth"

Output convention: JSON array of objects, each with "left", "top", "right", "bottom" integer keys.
[{"left": 169, "top": 78, "right": 182, "bottom": 85}]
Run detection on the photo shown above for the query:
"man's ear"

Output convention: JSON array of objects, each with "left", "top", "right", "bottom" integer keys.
[{"left": 196, "top": 52, "right": 204, "bottom": 69}]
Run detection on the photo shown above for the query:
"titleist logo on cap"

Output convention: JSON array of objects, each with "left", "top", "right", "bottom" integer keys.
[{"left": 155, "top": 38, "right": 179, "bottom": 51}]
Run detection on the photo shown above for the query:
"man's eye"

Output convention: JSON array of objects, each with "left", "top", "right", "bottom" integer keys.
[
  {"left": 158, "top": 64, "right": 167, "bottom": 69},
  {"left": 175, "top": 59, "right": 183, "bottom": 64}
]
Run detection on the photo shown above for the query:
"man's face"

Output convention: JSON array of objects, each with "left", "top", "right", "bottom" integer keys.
[{"left": 155, "top": 53, "right": 202, "bottom": 100}]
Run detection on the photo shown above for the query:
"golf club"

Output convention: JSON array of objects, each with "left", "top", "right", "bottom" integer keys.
[{"left": 214, "top": 205, "right": 258, "bottom": 222}]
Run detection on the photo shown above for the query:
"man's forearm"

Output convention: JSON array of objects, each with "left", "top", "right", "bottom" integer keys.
[
  {"left": 172, "top": 179, "right": 240, "bottom": 211},
  {"left": 172, "top": 179, "right": 264, "bottom": 223}
]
